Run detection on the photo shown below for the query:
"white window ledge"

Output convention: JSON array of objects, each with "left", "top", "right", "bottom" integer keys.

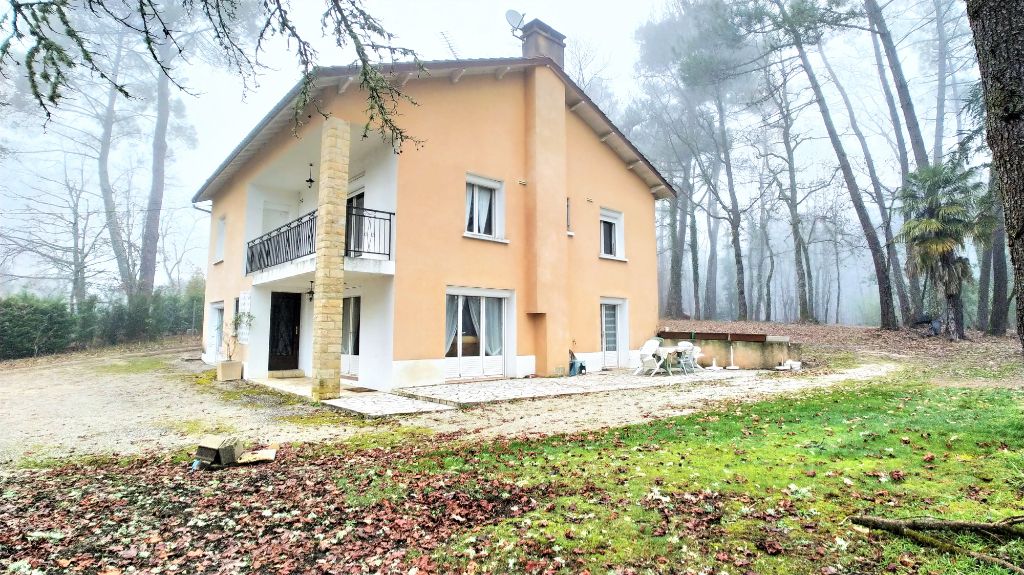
[
  {"left": 567, "top": 231, "right": 576, "bottom": 237},
  {"left": 463, "top": 232, "right": 510, "bottom": 244},
  {"left": 599, "top": 254, "right": 628, "bottom": 262},
  {"left": 212, "top": 259, "right": 224, "bottom": 265}
]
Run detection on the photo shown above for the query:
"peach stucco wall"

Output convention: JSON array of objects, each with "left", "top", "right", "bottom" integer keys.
[
  {"left": 204, "top": 64, "right": 661, "bottom": 375},
  {"left": 565, "top": 110, "right": 660, "bottom": 353}
]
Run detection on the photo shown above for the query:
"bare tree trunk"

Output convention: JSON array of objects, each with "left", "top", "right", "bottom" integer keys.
[
  {"left": 665, "top": 196, "right": 684, "bottom": 318},
  {"left": 870, "top": 23, "right": 924, "bottom": 321},
  {"left": 704, "top": 200, "right": 721, "bottom": 320},
  {"left": 932, "top": 0, "right": 949, "bottom": 164},
  {"left": 752, "top": 212, "right": 765, "bottom": 320},
  {"left": 834, "top": 227, "right": 842, "bottom": 325},
  {"left": 763, "top": 222, "right": 775, "bottom": 322},
  {"left": 968, "top": 1, "right": 1023, "bottom": 349},
  {"left": 138, "top": 41, "right": 172, "bottom": 299},
  {"left": 943, "top": 255, "right": 966, "bottom": 340},
  {"left": 871, "top": 22, "right": 911, "bottom": 186},
  {"left": 801, "top": 231, "right": 815, "bottom": 320},
  {"left": 977, "top": 239, "right": 992, "bottom": 331},
  {"left": 787, "top": 24, "right": 899, "bottom": 329},
  {"left": 768, "top": 62, "right": 813, "bottom": 321},
  {"left": 989, "top": 182, "right": 1010, "bottom": 335},
  {"left": 714, "top": 92, "right": 748, "bottom": 321},
  {"left": 820, "top": 47, "right": 911, "bottom": 325},
  {"left": 689, "top": 194, "right": 702, "bottom": 320},
  {"left": 866, "top": 0, "right": 931, "bottom": 170},
  {"left": 777, "top": 90, "right": 813, "bottom": 321},
  {"left": 97, "top": 37, "right": 136, "bottom": 297}
]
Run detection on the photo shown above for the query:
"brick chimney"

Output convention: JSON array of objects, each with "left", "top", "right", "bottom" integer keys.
[{"left": 521, "top": 19, "right": 566, "bottom": 68}]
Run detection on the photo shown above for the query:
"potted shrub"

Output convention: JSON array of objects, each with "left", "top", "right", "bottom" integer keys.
[{"left": 217, "top": 311, "right": 254, "bottom": 381}]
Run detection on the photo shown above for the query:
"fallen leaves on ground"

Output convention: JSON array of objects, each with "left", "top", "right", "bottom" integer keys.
[{"left": 0, "top": 441, "right": 545, "bottom": 575}]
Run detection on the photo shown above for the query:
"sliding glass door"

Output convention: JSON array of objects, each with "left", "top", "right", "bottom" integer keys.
[{"left": 445, "top": 294, "right": 504, "bottom": 379}]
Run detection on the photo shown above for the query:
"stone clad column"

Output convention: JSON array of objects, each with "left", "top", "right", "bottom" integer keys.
[{"left": 311, "top": 117, "right": 349, "bottom": 400}]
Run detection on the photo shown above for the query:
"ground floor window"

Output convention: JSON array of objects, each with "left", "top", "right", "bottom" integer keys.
[
  {"left": 445, "top": 294, "right": 504, "bottom": 378},
  {"left": 341, "top": 296, "right": 361, "bottom": 355}
]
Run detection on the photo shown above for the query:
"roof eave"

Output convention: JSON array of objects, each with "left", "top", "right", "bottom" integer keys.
[{"left": 192, "top": 56, "right": 676, "bottom": 204}]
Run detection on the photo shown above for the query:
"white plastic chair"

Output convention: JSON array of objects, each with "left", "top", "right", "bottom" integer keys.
[
  {"left": 686, "top": 346, "right": 704, "bottom": 371},
  {"left": 634, "top": 338, "right": 665, "bottom": 376}
]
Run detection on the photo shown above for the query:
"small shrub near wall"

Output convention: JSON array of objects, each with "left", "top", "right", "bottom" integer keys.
[{"left": 0, "top": 293, "right": 74, "bottom": 359}]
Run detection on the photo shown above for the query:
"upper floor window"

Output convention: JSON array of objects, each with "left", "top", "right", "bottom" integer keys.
[
  {"left": 465, "top": 174, "right": 505, "bottom": 241},
  {"left": 600, "top": 208, "right": 625, "bottom": 260},
  {"left": 214, "top": 216, "right": 227, "bottom": 263}
]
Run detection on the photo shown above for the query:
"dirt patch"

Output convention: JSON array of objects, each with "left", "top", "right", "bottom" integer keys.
[
  {"left": 0, "top": 352, "right": 372, "bottom": 466},
  {"left": 0, "top": 343, "right": 899, "bottom": 466}
]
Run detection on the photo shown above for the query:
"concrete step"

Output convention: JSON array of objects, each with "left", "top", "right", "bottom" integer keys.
[{"left": 268, "top": 369, "right": 305, "bottom": 379}]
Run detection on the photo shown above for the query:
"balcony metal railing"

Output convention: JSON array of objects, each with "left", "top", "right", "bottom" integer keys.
[
  {"left": 245, "top": 207, "right": 394, "bottom": 274},
  {"left": 246, "top": 210, "right": 317, "bottom": 274},
  {"left": 345, "top": 206, "right": 393, "bottom": 259}
]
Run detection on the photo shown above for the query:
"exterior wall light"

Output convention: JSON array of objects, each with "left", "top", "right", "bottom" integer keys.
[{"left": 306, "top": 163, "right": 315, "bottom": 189}]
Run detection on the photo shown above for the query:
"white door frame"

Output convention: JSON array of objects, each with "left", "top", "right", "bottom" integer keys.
[
  {"left": 206, "top": 302, "right": 225, "bottom": 363},
  {"left": 445, "top": 286, "right": 516, "bottom": 378},
  {"left": 600, "top": 297, "right": 629, "bottom": 368}
]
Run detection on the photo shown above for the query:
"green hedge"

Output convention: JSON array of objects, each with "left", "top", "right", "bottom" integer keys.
[
  {"left": 0, "top": 276, "right": 205, "bottom": 360},
  {"left": 0, "top": 293, "right": 74, "bottom": 359}
]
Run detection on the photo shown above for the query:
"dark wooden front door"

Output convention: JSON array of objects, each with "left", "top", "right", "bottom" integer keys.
[{"left": 269, "top": 292, "right": 301, "bottom": 371}]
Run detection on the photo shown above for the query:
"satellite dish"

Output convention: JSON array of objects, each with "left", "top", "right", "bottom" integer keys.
[{"left": 505, "top": 9, "right": 525, "bottom": 32}]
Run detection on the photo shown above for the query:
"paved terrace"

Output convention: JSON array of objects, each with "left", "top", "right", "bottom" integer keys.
[{"left": 255, "top": 369, "right": 756, "bottom": 418}]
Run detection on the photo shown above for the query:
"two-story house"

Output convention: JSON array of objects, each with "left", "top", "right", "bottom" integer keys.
[{"left": 194, "top": 20, "right": 675, "bottom": 399}]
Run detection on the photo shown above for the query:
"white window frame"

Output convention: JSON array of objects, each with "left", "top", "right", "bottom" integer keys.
[
  {"left": 600, "top": 296, "right": 630, "bottom": 368},
  {"left": 444, "top": 286, "right": 516, "bottom": 378},
  {"left": 464, "top": 173, "right": 507, "bottom": 243},
  {"left": 599, "top": 208, "right": 626, "bottom": 260},
  {"left": 213, "top": 215, "right": 227, "bottom": 263}
]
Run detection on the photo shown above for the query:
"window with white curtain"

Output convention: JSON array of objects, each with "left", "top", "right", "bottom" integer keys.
[{"left": 464, "top": 174, "right": 504, "bottom": 239}]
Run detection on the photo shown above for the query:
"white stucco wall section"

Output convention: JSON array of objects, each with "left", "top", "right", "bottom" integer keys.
[
  {"left": 243, "top": 287, "right": 273, "bottom": 379},
  {"left": 343, "top": 275, "right": 395, "bottom": 390},
  {"left": 299, "top": 295, "right": 314, "bottom": 375}
]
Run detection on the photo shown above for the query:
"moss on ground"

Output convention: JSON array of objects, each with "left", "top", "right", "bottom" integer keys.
[
  {"left": 95, "top": 357, "right": 169, "bottom": 374},
  {"left": 417, "top": 367, "right": 1024, "bottom": 573},
  {"left": 276, "top": 410, "right": 373, "bottom": 427},
  {"left": 188, "top": 370, "right": 311, "bottom": 407},
  {"left": 159, "top": 418, "right": 238, "bottom": 436}
]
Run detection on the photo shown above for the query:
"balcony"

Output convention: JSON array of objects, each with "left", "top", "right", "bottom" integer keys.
[{"left": 246, "top": 207, "right": 394, "bottom": 274}]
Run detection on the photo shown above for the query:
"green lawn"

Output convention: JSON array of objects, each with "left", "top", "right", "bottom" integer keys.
[
  {"left": 3, "top": 366, "right": 1023, "bottom": 574},
  {"left": 411, "top": 369, "right": 1024, "bottom": 574}
]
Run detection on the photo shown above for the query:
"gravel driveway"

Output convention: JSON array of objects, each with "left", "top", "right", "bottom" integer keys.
[
  {"left": 0, "top": 351, "right": 364, "bottom": 466},
  {"left": 0, "top": 346, "right": 896, "bottom": 466}
]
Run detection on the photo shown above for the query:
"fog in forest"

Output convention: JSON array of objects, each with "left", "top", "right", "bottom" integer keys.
[{"left": 0, "top": 0, "right": 1011, "bottom": 337}]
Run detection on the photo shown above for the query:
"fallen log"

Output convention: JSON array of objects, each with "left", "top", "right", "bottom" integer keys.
[
  {"left": 851, "top": 515, "right": 1024, "bottom": 539},
  {"left": 851, "top": 516, "right": 1024, "bottom": 574}
]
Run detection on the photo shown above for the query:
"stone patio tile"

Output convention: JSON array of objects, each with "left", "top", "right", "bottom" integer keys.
[
  {"left": 396, "top": 370, "right": 749, "bottom": 407},
  {"left": 322, "top": 393, "right": 457, "bottom": 418}
]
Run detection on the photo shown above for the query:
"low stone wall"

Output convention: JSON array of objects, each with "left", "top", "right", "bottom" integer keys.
[{"left": 657, "top": 332, "right": 801, "bottom": 369}]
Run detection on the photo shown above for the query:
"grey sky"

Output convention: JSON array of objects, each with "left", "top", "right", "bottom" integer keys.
[{"left": 179, "top": 1, "right": 662, "bottom": 203}]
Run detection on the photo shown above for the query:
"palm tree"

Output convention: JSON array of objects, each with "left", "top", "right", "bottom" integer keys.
[{"left": 899, "top": 161, "right": 984, "bottom": 340}]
